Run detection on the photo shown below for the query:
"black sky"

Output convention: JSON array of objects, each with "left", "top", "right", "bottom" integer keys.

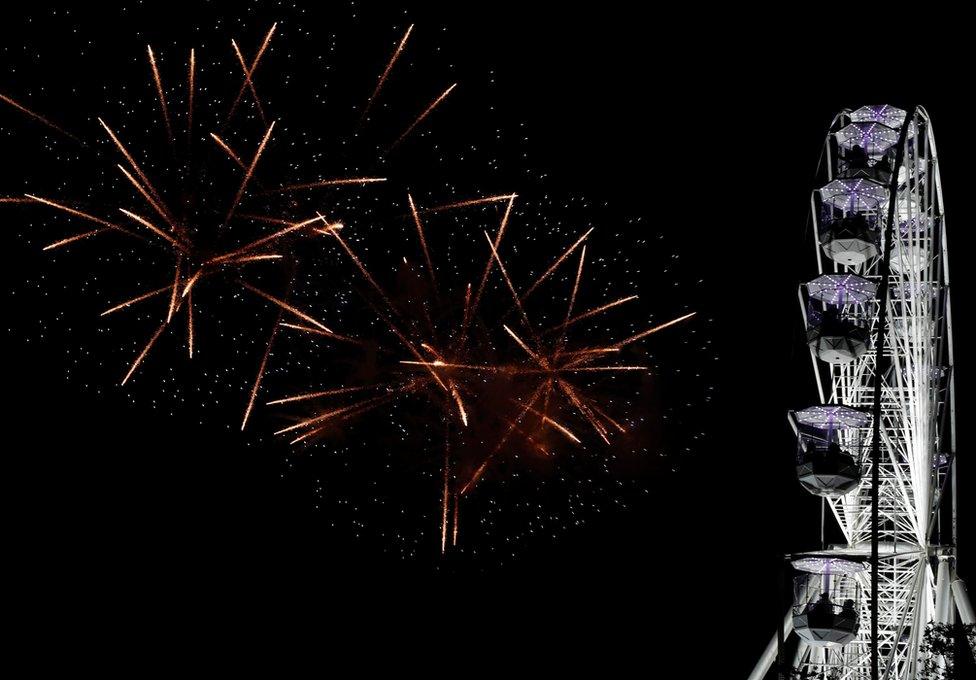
[{"left": 2, "top": 2, "right": 973, "bottom": 673}]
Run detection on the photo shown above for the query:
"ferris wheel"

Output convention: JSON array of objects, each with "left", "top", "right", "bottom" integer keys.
[{"left": 748, "top": 105, "right": 974, "bottom": 679}]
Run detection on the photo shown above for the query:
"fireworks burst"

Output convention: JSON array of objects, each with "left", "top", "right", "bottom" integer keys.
[
  {"left": 4, "top": 15, "right": 700, "bottom": 558},
  {"left": 2, "top": 22, "right": 456, "bottom": 429},
  {"left": 269, "top": 192, "right": 696, "bottom": 552}
]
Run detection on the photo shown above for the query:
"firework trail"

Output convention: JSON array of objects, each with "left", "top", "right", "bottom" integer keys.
[
  {"left": 210, "top": 133, "right": 247, "bottom": 169},
  {"left": 389, "top": 83, "right": 457, "bottom": 150},
  {"left": 463, "top": 195, "right": 516, "bottom": 341},
  {"left": 122, "top": 318, "right": 169, "bottom": 386},
  {"left": 225, "top": 121, "right": 276, "bottom": 225},
  {"left": 0, "top": 91, "right": 80, "bottom": 143},
  {"left": 517, "top": 227, "right": 593, "bottom": 305},
  {"left": 147, "top": 45, "right": 174, "bottom": 143},
  {"left": 266, "top": 178, "right": 387, "bottom": 195},
  {"left": 226, "top": 23, "right": 276, "bottom": 123},
  {"left": 408, "top": 193, "right": 438, "bottom": 297},
  {"left": 231, "top": 39, "right": 268, "bottom": 125},
  {"left": 359, "top": 24, "right": 414, "bottom": 127},
  {"left": 242, "top": 313, "right": 282, "bottom": 431},
  {"left": 187, "top": 48, "right": 195, "bottom": 144},
  {"left": 421, "top": 193, "right": 518, "bottom": 214},
  {"left": 42, "top": 229, "right": 108, "bottom": 251},
  {"left": 549, "top": 295, "right": 639, "bottom": 332}
]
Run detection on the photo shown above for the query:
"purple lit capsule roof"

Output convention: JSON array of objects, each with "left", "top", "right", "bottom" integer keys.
[
  {"left": 835, "top": 122, "right": 899, "bottom": 156},
  {"left": 793, "top": 556, "right": 867, "bottom": 575},
  {"left": 850, "top": 104, "right": 907, "bottom": 130},
  {"left": 796, "top": 405, "right": 872, "bottom": 430},
  {"left": 819, "top": 178, "right": 888, "bottom": 211},
  {"left": 806, "top": 274, "right": 878, "bottom": 306}
]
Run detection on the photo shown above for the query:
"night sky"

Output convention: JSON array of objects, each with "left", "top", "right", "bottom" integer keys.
[{"left": 2, "top": 2, "right": 973, "bottom": 673}]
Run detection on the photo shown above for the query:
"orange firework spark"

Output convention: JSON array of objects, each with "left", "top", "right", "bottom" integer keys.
[
  {"left": 518, "top": 400, "right": 581, "bottom": 443},
  {"left": 187, "top": 289, "right": 194, "bottom": 358},
  {"left": 485, "top": 230, "right": 532, "bottom": 329},
  {"left": 239, "top": 213, "right": 293, "bottom": 227},
  {"left": 180, "top": 268, "right": 204, "bottom": 298},
  {"left": 122, "top": 318, "right": 169, "bottom": 386},
  {"left": 464, "top": 195, "right": 516, "bottom": 339},
  {"left": 279, "top": 322, "right": 359, "bottom": 344},
  {"left": 264, "top": 177, "right": 387, "bottom": 195},
  {"left": 26, "top": 195, "right": 129, "bottom": 233},
  {"left": 231, "top": 39, "right": 268, "bottom": 125},
  {"left": 147, "top": 45, "right": 174, "bottom": 143},
  {"left": 398, "top": 359, "right": 503, "bottom": 373},
  {"left": 548, "top": 294, "right": 639, "bottom": 333},
  {"left": 459, "top": 384, "right": 548, "bottom": 496},
  {"left": 117, "top": 164, "right": 177, "bottom": 229},
  {"left": 97, "top": 118, "right": 167, "bottom": 206},
  {"left": 210, "top": 133, "right": 247, "bottom": 170},
  {"left": 504, "top": 324, "right": 545, "bottom": 366},
  {"left": 518, "top": 227, "right": 593, "bottom": 305},
  {"left": 326, "top": 228, "right": 399, "bottom": 314},
  {"left": 555, "top": 245, "right": 586, "bottom": 354},
  {"left": 241, "top": 315, "right": 280, "bottom": 431},
  {"left": 42, "top": 229, "right": 108, "bottom": 251},
  {"left": 0, "top": 91, "right": 80, "bottom": 143},
  {"left": 208, "top": 215, "right": 333, "bottom": 264},
  {"left": 274, "top": 392, "right": 408, "bottom": 437},
  {"left": 226, "top": 23, "right": 277, "bottom": 123},
  {"left": 610, "top": 311, "right": 698, "bottom": 348},
  {"left": 266, "top": 384, "right": 379, "bottom": 406},
  {"left": 389, "top": 83, "right": 457, "bottom": 150},
  {"left": 187, "top": 48, "right": 195, "bottom": 144},
  {"left": 421, "top": 193, "right": 518, "bottom": 215},
  {"left": 360, "top": 24, "right": 414, "bottom": 126},
  {"left": 167, "top": 256, "right": 182, "bottom": 323},
  {"left": 408, "top": 193, "right": 437, "bottom": 295},
  {"left": 119, "top": 208, "right": 188, "bottom": 252},
  {"left": 441, "top": 446, "right": 450, "bottom": 554},
  {"left": 238, "top": 280, "right": 331, "bottom": 332},
  {"left": 225, "top": 121, "right": 275, "bottom": 225},
  {"left": 101, "top": 286, "right": 171, "bottom": 317}
]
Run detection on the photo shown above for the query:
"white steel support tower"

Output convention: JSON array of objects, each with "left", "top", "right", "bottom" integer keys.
[{"left": 749, "top": 106, "right": 974, "bottom": 679}]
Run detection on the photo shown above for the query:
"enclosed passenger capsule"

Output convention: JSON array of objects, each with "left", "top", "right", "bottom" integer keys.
[
  {"left": 792, "top": 555, "right": 865, "bottom": 647},
  {"left": 816, "top": 179, "right": 888, "bottom": 266},
  {"left": 804, "top": 273, "right": 877, "bottom": 365},
  {"left": 793, "top": 404, "right": 870, "bottom": 497}
]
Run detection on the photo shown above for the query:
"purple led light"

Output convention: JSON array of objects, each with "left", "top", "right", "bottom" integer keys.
[
  {"left": 836, "top": 121, "right": 899, "bottom": 156},
  {"left": 850, "top": 104, "right": 907, "bottom": 130},
  {"left": 793, "top": 556, "right": 867, "bottom": 575},
  {"left": 819, "top": 178, "right": 888, "bottom": 212},
  {"left": 806, "top": 274, "right": 878, "bottom": 306},
  {"left": 796, "top": 405, "right": 871, "bottom": 430}
]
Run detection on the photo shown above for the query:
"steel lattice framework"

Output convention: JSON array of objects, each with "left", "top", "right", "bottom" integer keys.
[{"left": 749, "top": 106, "right": 974, "bottom": 680}]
